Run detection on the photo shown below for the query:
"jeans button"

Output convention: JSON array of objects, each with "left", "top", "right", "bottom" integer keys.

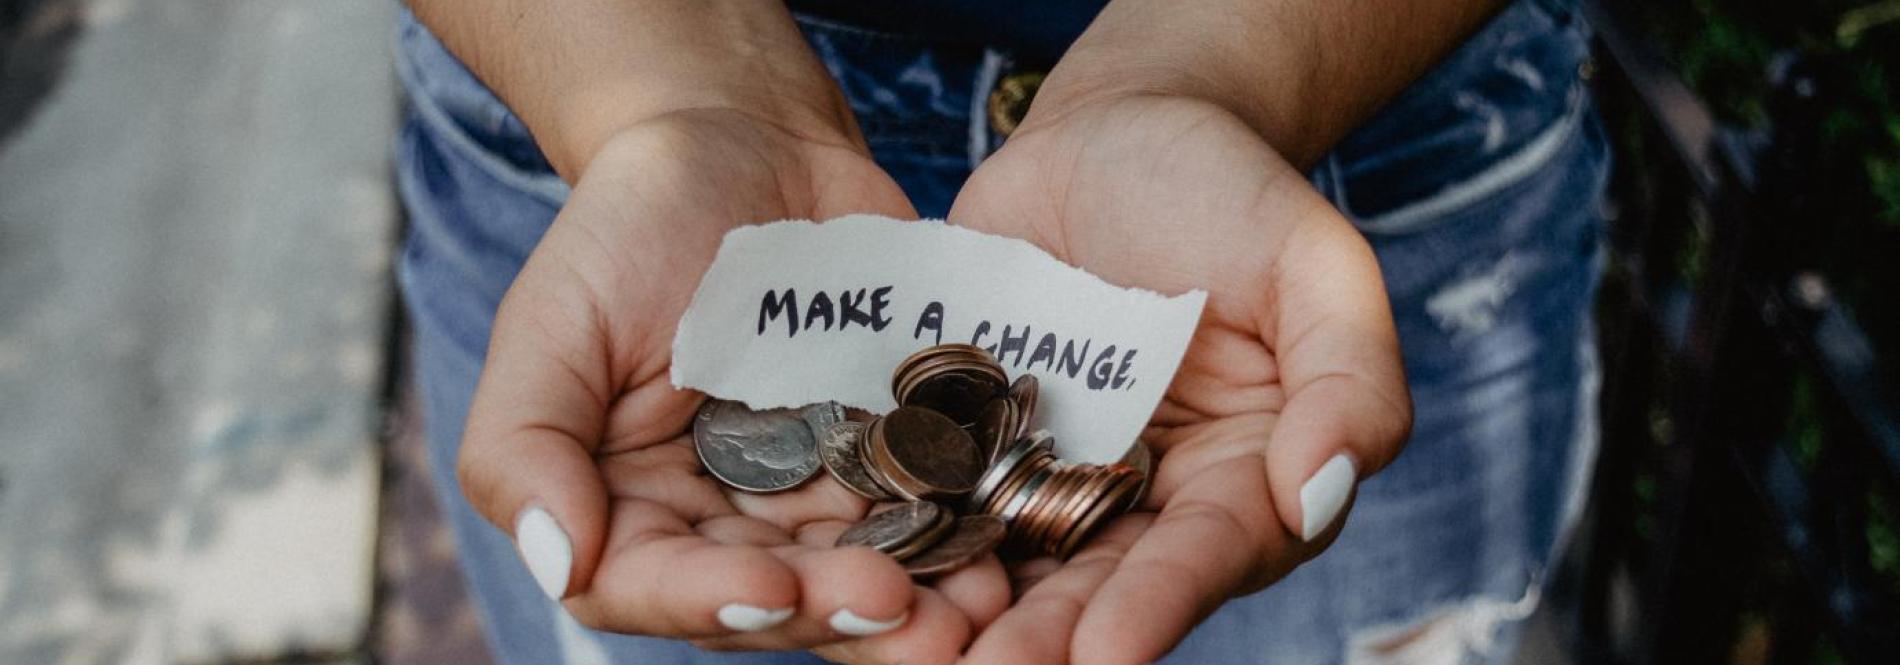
[{"left": 987, "top": 71, "right": 1045, "bottom": 138}]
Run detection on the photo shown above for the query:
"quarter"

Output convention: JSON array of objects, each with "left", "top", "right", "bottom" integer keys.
[{"left": 693, "top": 399, "right": 822, "bottom": 493}]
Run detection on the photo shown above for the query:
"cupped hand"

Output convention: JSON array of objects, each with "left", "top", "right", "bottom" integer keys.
[
  {"left": 947, "top": 95, "right": 1413, "bottom": 664},
  {"left": 454, "top": 110, "right": 1009, "bottom": 664}
]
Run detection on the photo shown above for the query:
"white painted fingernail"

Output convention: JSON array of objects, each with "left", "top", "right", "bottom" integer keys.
[
  {"left": 717, "top": 604, "right": 794, "bottom": 632},
  {"left": 828, "top": 608, "right": 907, "bottom": 636},
  {"left": 1298, "top": 454, "right": 1356, "bottom": 541},
  {"left": 515, "top": 506, "right": 572, "bottom": 600}
]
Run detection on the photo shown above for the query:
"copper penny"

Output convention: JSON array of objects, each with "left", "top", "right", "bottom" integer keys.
[
  {"left": 905, "top": 515, "right": 1006, "bottom": 578},
  {"left": 1007, "top": 374, "right": 1038, "bottom": 443},
  {"left": 974, "top": 398, "right": 1016, "bottom": 466},
  {"left": 1043, "top": 468, "right": 1115, "bottom": 553},
  {"left": 878, "top": 407, "right": 985, "bottom": 500},
  {"left": 890, "top": 344, "right": 988, "bottom": 397},
  {"left": 901, "top": 364, "right": 1007, "bottom": 427},
  {"left": 861, "top": 416, "right": 921, "bottom": 501},
  {"left": 1058, "top": 470, "right": 1144, "bottom": 559},
  {"left": 1119, "top": 440, "right": 1155, "bottom": 507}
]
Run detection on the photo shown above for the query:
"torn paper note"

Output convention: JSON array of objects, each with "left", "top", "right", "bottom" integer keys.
[{"left": 671, "top": 214, "right": 1207, "bottom": 463}]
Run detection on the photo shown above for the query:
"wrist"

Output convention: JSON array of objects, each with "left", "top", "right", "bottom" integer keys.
[
  {"left": 545, "top": 78, "right": 864, "bottom": 182},
  {"left": 1018, "top": 4, "right": 1329, "bottom": 166}
]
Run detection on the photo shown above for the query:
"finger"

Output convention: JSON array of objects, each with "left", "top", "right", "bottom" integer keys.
[
  {"left": 808, "top": 587, "right": 970, "bottom": 665},
  {"left": 725, "top": 472, "right": 873, "bottom": 531},
  {"left": 1071, "top": 465, "right": 1297, "bottom": 664},
  {"left": 962, "top": 514, "right": 1148, "bottom": 665},
  {"left": 931, "top": 552, "right": 1011, "bottom": 631},
  {"left": 567, "top": 497, "right": 802, "bottom": 638},
  {"left": 1263, "top": 215, "right": 1410, "bottom": 541},
  {"left": 456, "top": 253, "right": 635, "bottom": 600},
  {"left": 691, "top": 540, "right": 916, "bottom": 650},
  {"left": 801, "top": 518, "right": 1010, "bottom": 631}
]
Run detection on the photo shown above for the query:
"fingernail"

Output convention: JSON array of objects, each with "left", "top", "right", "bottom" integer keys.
[
  {"left": 1298, "top": 454, "right": 1356, "bottom": 541},
  {"left": 717, "top": 604, "right": 795, "bottom": 632},
  {"left": 515, "top": 505, "right": 572, "bottom": 600},
  {"left": 828, "top": 608, "right": 907, "bottom": 636}
]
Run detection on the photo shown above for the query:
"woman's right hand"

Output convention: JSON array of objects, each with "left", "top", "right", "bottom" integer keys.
[{"left": 454, "top": 110, "right": 1009, "bottom": 664}]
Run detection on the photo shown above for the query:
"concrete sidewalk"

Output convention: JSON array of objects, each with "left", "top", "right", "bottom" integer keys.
[{"left": 0, "top": 0, "right": 398, "bottom": 661}]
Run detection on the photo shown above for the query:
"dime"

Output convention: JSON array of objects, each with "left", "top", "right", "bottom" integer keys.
[
  {"left": 694, "top": 399, "right": 822, "bottom": 493},
  {"left": 818, "top": 422, "right": 890, "bottom": 501},
  {"left": 875, "top": 407, "right": 985, "bottom": 500},
  {"left": 836, "top": 502, "right": 949, "bottom": 555},
  {"left": 905, "top": 515, "right": 1007, "bottom": 578},
  {"left": 1007, "top": 374, "right": 1038, "bottom": 443},
  {"left": 996, "top": 457, "right": 1056, "bottom": 525},
  {"left": 969, "top": 433, "right": 1042, "bottom": 511}
]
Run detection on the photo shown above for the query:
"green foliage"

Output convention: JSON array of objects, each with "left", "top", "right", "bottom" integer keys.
[{"left": 1634, "top": 0, "right": 1900, "bottom": 225}]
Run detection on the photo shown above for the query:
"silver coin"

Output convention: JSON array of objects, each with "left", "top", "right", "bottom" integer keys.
[
  {"left": 802, "top": 401, "right": 848, "bottom": 440},
  {"left": 694, "top": 399, "right": 822, "bottom": 493},
  {"left": 819, "top": 421, "right": 891, "bottom": 501},
  {"left": 836, "top": 501, "right": 949, "bottom": 555}
]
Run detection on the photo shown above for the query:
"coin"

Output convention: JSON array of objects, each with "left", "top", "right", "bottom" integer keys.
[
  {"left": 886, "top": 505, "right": 956, "bottom": 561},
  {"left": 1057, "top": 469, "right": 1144, "bottom": 559},
  {"left": 1007, "top": 374, "right": 1038, "bottom": 442},
  {"left": 905, "top": 515, "right": 1007, "bottom": 578},
  {"left": 891, "top": 344, "right": 992, "bottom": 392},
  {"left": 836, "top": 502, "right": 949, "bottom": 555},
  {"left": 818, "top": 421, "right": 890, "bottom": 501},
  {"left": 996, "top": 457, "right": 1056, "bottom": 524},
  {"left": 694, "top": 399, "right": 822, "bottom": 493},
  {"left": 875, "top": 407, "right": 985, "bottom": 500},
  {"left": 1120, "top": 439, "right": 1154, "bottom": 507},
  {"left": 974, "top": 398, "right": 1015, "bottom": 465},
  {"left": 903, "top": 369, "right": 1007, "bottom": 427},
  {"left": 803, "top": 401, "right": 848, "bottom": 440},
  {"left": 969, "top": 433, "right": 1042, "bottom": 511}
]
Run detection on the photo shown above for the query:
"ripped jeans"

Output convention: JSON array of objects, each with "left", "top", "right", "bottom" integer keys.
[{"left": 392, "top": 0, "right": 1609, "bottom": 662}]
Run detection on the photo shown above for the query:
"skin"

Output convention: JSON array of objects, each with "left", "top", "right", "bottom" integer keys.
[{"left": 412, "top": 0, "right": 1506, "bottom": 662}]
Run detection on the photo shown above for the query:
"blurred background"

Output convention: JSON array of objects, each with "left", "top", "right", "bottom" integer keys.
[{"left": 0, "top": 0, "right": 1893, "bottom": 663}]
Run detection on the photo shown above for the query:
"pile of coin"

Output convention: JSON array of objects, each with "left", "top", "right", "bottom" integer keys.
[{"left": 692, "top": 343, "right": 1150, "bottom": 578}]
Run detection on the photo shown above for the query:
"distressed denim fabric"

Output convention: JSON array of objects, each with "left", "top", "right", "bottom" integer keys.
[{"left": 392, "top": 1, "right": 1607, "bottom": 662}]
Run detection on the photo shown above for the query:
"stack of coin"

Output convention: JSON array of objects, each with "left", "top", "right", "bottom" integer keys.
[
  {"left": 891, "top": 344, "right": 1009, "bottom": 430},
  {"left": 692, "top": 343, "right": 1151, "bottom": 578},
  {"left": 969, "top": 432, "right": 1146, "bottom": 559}
]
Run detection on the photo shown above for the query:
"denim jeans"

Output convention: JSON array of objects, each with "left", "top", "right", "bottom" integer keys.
[{"left": 393, "top": 1, "right": 1609, "bottom": 662}]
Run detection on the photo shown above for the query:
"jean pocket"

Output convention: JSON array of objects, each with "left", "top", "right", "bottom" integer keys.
[
  {"left": 394, "top": 8, "right": 566, "bottom": 207},
  {"left": 1326, "top": 0, "right": 1591, "bottom": 229}
]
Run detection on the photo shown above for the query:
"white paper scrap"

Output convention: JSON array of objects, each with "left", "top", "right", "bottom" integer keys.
[{"left": 671, "top": 214, "right": 1207, "bottom": 463}]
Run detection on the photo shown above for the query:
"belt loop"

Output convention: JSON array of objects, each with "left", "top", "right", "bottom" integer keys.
[{"left": 968, "top": 48, "right": 1008, "bottom": 169}]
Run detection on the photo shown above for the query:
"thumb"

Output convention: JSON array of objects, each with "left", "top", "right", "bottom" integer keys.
[
  {"left": 455, "top": 255, "right": 625, "bottom": 600},
  {"left": 1259, "top": 217, "right": 1411, "bottom": 542}
]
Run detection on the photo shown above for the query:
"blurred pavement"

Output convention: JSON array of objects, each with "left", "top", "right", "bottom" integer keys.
[{"left": 0, "top": 0, "right": 400, "bottom": 661}]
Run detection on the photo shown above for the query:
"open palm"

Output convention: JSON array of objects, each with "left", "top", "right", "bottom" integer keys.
[
  {"left": 948, "top": 96, "right": 1413, "bottom": 664},
  {"left": 455, "top": 111, "right": 1006, "bottom": 663}
]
